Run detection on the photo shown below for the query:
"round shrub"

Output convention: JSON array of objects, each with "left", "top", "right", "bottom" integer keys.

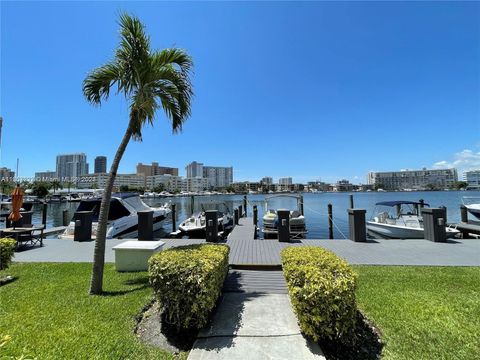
[{"left": 0, "top": 238, "right": 16, "bottom": 271}]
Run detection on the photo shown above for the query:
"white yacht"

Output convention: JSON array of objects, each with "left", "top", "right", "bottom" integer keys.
[
  {"left": 262, "top": 194, "right": 307, "bottom": 238},
  {"left": 366, "top": 201, "right": 459, "bottom": 239},
  {"left": 179, "top": 210, "right": 233, "bottom": 237},
  {"left": 462, "top": 197, "right": 480, "bottom": 220},
  {"left": 60, "top": 193, "right": 171, "bottom": 239}
]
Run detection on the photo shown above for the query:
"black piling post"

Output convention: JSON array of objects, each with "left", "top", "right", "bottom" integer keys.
[
  {"left": 74, "top": 211, "right": 93, "bottom": 242},
  {"left": 349, "top": 194, "right": 354, "bottom": 209},
  {"left": 138, "top": 210, "right": 154, "bottom": 240},
  {"left": 205, "top": 210, "right": 218, "bottom": 242},
  {"left": 277, "top": 209, "right": 290, "bottom": 242},
  {"left": 300, "top": 195, "right": 304, "bottom": 216},
  {"left": 328, "top": 203, "right": 333, "bottom": 239},
  {"left": 238, "top": 205, "right": 243, "bottom": 219},
  {"left": 348, "top": 209, "right": 366, "bottom": 242},
  {"left": 243, "top": 195, "right": 247, "bottom": 217},
  {"left": 460, "top": 205, "right": 468, "bottom": 223},
  {"left": 171, "top": 203, "right": 176, "bottom": 232},
  {"left": 62, "top": 209, "right": 69, "bottom": 227},
  {"left": 234, "top": 208, "right": 239, "bottom": 225},
  {"left": 42, "top": 202, "right": 48, "bottom": 227},
  {"left": 190, "top": 195, "right": 195, "bottom": 214},
  {"left": 253, "top": 205, "right": 258, "bottom": 226}
]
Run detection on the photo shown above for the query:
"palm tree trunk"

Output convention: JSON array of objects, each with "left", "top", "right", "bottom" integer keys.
[{"left": 89, "top": 123, "right": 133, "bottom": 295}]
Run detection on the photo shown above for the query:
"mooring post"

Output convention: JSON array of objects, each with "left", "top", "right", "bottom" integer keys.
[
  {"left": 234, "top": 208, "right": 239, "bottom": 225},
  {"left": 205, "top": 210, "right": 218, "bottom": 243},
  {"left": 190, "top": 195, "right": 195, "bottom": 214},
  {"left": 137, "top": 210, "right": 154, "bottom": 240},
  {"left": 171, "top": 203, "right": 176, "bottom": 232},
  {"left": 74, "top": 211, "right": 93, "bottom": 242},
  {"left": 243, "top": 195, "right": 247, "bottom": 217},
  {"left": 421, "top": 208, "right": 447, "bottom": 242},
  {"left": 349, "top": 194, "right": 354, "bottom": 209},
  {"left": 238, "top": 205, "right": 243, "bottom": 219},
  {"left": 253, "top": 205, "right": 258, "bottom": 226},
  {"left": 62, "top": 209, "right": 69, "bottom": 227},
  {"left": 42, "top": 202, "right": 48, "bottom": 227},
  {"left": 440, "top": 206, "right": 447, "bottom": 224},
  {"left": 277, "top": 209, "right": 290, "bottom": 242},
  {"left": 300, "top": 195, "right": 304, "bottom": 216},
  {"left": 460, "top": 205, "right": 468, "bottom": 223},
  {"left": 348, "top": 209, "right": 366, "bottom": 242},
  {"left": 328, "top": 203, "right": 333, "bottom": 239}
]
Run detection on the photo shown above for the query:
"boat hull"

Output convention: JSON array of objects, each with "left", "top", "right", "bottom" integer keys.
[
  {"left": 465, "top": 205, "right": 480, "bottom": 220},
  {"left": 366, "top": 221, "right": 424, "bottom": 239}
]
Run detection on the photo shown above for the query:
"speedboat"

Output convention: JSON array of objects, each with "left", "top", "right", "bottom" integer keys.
[
  {"left": 262, "top": 194, "right": 307, "bottom": 239},
  {"left": 179, "top": 210, "right": 233, "bottom": 237},
  {"left": 462, "top": 197, "right": 480, "bottom": 220},
  {"left": 366, "top": 201, "right": 459, "bottom": 239},
  {"left": 60, "top": 193, "right": 171, "bottom": 239}
]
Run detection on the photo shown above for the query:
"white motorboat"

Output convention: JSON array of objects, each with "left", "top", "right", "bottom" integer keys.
[
  {"left": 179, "top": 209, "right": 233, "bottom": 237},
  {"left": 60, "top": 193, "right": 171, "bottom": 239},
  {"left": 262, "top": 194, "right": 307, "bottom": 238},
  {"left": 366, "top": 201, "right": 459, "bottom": 239},
  {"left": 462, "top": 197, "right": 480, "bottom": 220}
]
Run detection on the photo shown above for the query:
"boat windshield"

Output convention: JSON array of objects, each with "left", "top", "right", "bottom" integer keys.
[{"left": 74, "top": 199, "right": 131, "bottom": 221}]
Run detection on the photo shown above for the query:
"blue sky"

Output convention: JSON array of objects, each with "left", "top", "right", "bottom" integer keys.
[{"left": 1, "top": 1, "right": 479, "bottom": 183}]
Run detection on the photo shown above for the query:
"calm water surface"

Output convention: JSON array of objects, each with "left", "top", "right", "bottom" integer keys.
[{"left": 22, "top": 190, "right": 479, "bottom": 239}]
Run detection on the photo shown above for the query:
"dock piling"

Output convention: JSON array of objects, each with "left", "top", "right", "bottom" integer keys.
[
  {"left": 239, "top": 205, "right": 243, "bottom": 218},
  {"left": 171, "top": 204, "right": 176, "bottom": 232},
  {"left": 205, "top": 210, "right": 219, "bottom": 243},
  {"left": 42, "top": 202, "right": 48, "bottom": 227},
  {"left": 328, "top": 203, "right": 333, "bottom": 239},
  {"left": 349, "top": 194, "right": 354, "bottom": 209},
  {"left": 234, "top": 208, "right": 239, "bottom": 225},
  {"left": 243, "top": 195, "right": 247, "bottom": 217},
  {"left": 460, "top": 205, "right": 468, "bottom": 223},
  {"left": 277, "top": 209, "right": 290, "bottom": 242},
  {"left": 74, "top": 211, "right": 93, "bottom": 242},
  {"left": 253, "top": 205, "right": 258, "bottom": 226},
  {"left": 300, "top": 195, "right": 304, "bottom": 216},
  {"left": 190, "top": 195, "right": 195, "bottom": 214},
  {"left": 348, "top": 209, "right": 366, "bottom": 242},
  {"left": 62, "top": 209, "right": 69, "bottom": 227},
  {"left": 138, "top": 210, "right": 154, "bottom": 240}
]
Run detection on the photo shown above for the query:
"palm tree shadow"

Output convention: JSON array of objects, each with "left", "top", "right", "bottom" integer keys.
[{"left": 101, "top": 275, "right": 151, "bottom": 296}]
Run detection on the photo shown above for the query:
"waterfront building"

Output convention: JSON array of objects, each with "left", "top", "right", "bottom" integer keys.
[
  {"left": 231, "top": 181, "right": 260, "bottom": 193},
  {"left": 278, "top": 177, "right": 293, "bottom": 191},
  {"left": 94, "top": 156, "right": 107, "bottom": 174},
  {"left": 185, "top": 177, "right": 209, "bottom": 192},
  {"left": 77, "top": 173, "right": 144, "bottom": 190},
  {"left": 56, "top": 153, "right": 89, "bottom": 181},
  {"left": 464, "top": 170, "right": 480, "bottom": 190},
  {"left": 146, "top": 174, "right": 186, "bottom": 192},
  {"left": 0, "top": 167, "right": 15, "bottom": 181},
  {"left": 203, "top": 166, "right": 233, "bottom": 189},
  {"left": 261, "top": 177, "right": 273, "bottom": 185},
  {"left": 367, "top": 168, "right": 458, "bottom": 190},
  {"left": 35, "top": 170, "right": 56, "bottom": 181},
  {"left": 136, "top": 162, "right": 178, "bottom": 177},
  {"left": 333, "top": 179, "right": 354, "bottom": 192},
  {"left": 185, "top": 161, "right": 204, "bottom": 178}
]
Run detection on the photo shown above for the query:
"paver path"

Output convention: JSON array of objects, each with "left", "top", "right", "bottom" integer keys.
[{"left": 188, "top": 292, "right": 324, "bottom": 360}]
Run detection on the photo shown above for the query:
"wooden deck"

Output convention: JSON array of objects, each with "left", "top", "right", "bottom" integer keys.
[{"left": 223, "top": 270, "right": 287, "bottom": 294}]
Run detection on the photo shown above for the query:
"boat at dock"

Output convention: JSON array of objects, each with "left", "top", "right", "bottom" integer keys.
[
  {"left": 462, "top": 197, "right": 480, "bottom": 220},
  {"left": 366, "top": 201, "right": 459, "bottom": 239},
  {"left": 179, "top": 210, "right": 233, "bottom": 237},
  {"left": 59, "top": 193, "right": 171, "bottom": 239},
  {"left": 262, "top": 194, "right": 307, "bottom": 239}
]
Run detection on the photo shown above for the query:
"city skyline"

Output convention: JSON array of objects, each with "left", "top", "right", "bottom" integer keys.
[{"left": 2, "top": 2, "right": 479, "bottom": 183}]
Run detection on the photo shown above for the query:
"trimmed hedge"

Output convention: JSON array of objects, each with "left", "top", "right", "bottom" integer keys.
[
  {"left": 148, "top": 244, "right": 229, "bottom": 330},
  {"left": 281, "top": 246, "right": 357, "bottom": 342},
  {"left": 0, "top": 238, "right": 16, "bottom": 271}
]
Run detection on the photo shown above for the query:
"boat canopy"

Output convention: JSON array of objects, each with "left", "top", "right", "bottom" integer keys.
[
  {"left": 265, "top": 194, "right": 302, "bottom": 201},
  {"left": 375, "top": 201, "right": 429, "bottom": 207}
]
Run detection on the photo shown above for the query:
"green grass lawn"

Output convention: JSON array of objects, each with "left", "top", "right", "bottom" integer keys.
[
  {"left": 354, "top": 265, "right": 480, "bottom": 360},
  {"left": 0, "top": 263, "right": 185, "bottom": 360}
]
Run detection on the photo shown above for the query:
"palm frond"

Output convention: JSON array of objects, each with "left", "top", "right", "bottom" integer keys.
[
  {"left": 151, "top": 48, "right": 193, "bottom": 75},
  {"left": 82, "top": 63, "right": 120, "bottom": 105}
]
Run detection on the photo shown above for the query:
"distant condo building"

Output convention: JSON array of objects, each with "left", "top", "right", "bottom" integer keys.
[
  {"left": 94, "top": 156, "right": 107, "bottom": 174},
  {"left": 35, "top": 170, "right": 56, "bottom": 181},
  {"left": 367, "top": 168, "right": 458, "bottom": 190},
  {"left": 77, "top": 173, "right": 144, "bottom": 189},
  {"left": 56, "top": 153, "right": 89, "bottom": 181},
  {"left": 464, "top": 170, "right": 480, "bottom": 190},
  {"left": 278, "top": 177, "right": 293, "bottom": 185},
  {"left": 203, "top": 166, "right": 233, "bottom": 189},
  {"left": 185, "top": 161, "right": 204, "bottom": 178},
  {"left": 0, "top": 167, "right": 15, "bottom": 181},
  {"left": 261, "top": 176, "right": 273, "bottom": 185},
  {"left": 137, "top": 162, "right": 178, "bottom": 177}
]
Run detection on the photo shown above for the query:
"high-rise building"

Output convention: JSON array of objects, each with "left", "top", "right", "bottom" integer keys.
[
  {"left": 261, "top": 177, "right": 273, "bottom": 185},
  {"left": 0, "top": 167, "right": 14, "bottom": 181},
  {"left": 185, "top": 161, "right": 204, "bottom": 178},
  {"left": 203, "top": 166, "right": 233, "bottom": 189},
  {"left": 136, "top": 162, "right": 178, "bottom": 177},
  {"left": 94, "top": 156, "right": 107, "bottom": 174},
  {"left": 367, "top": 168, "right": 458, "bottom": 190},
  {"left": 56, "top": 153, "right": 89, "bottom": 181},
  {"left": 464, "top": 170, "right": 480, "bottom": 190},
  {"left": 278, "top": 177, "right": 293, "bottom": 185}
]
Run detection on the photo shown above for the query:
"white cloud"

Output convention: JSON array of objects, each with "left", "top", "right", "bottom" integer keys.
[{"left": 433, "top": 149, "right": 480, "bottom": 174}]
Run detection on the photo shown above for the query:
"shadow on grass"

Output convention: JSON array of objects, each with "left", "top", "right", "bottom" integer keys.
[
  {"left": 101, "top": 284, "right": 151, "bottom": 297},
  {"left": 123, "top": 276, "right": 150, "bottom": 286},
  {"left": 318, "top": 311, "right": 383, "bottom": 360}
]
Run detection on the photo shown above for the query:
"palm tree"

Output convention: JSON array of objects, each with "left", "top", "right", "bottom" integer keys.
[{"left": 83, "top": 13, "right": 193, "bottom": 295}]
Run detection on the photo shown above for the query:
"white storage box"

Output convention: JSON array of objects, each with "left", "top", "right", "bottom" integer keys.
[{"left": 112, "top": 240, "right": 165, "bottom": 272}]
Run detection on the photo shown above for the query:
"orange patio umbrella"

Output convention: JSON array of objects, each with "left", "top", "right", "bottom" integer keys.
[{"left": 8, "top": 185, "right": 24, "bottom": 226}]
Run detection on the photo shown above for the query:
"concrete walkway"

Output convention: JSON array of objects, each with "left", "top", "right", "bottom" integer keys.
[{"left": 188, "top": 293, "right": 325, "bottom": 360}]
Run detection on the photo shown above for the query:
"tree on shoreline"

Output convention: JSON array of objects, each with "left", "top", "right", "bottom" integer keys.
[{"left": 83, "top": 13, "right": 193, "bottom": 295}]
